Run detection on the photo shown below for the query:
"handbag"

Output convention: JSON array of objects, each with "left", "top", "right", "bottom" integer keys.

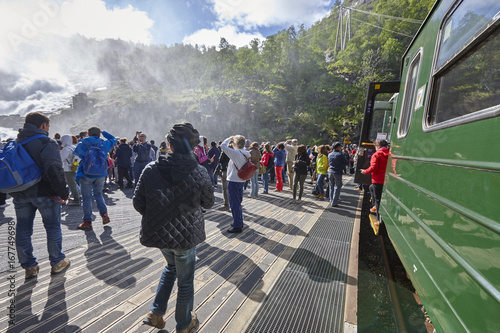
[
  {"left": 235, "top": 151, "right": 257, "bottom": 180},
  {"left": 259, "top": 164, "right": 266, "bottom": 174}
]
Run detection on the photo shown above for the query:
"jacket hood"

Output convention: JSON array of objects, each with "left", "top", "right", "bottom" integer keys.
[
  {"left": 17, "top": 123, "right": 48, "bottom": 141},
  {"left": 378, "top": 147, "right": 390, "bottom": 157},
  {"left": 82, "top": 136, "right": 103, "bottom": 146},
  {"left": 156, "top": 153, "right": 199, "bottom": 183},
  {"left": 61, "top": 135, "right": 73, "bottom": 147}
]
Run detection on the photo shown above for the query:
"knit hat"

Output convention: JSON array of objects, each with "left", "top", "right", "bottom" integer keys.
[{"left": 166, "top": 123, "right": 200, "bottom": 154}]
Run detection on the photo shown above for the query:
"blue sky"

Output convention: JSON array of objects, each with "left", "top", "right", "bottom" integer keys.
[
  {"left": 0, "top": 0, "right": 334, "bottom": 50},
  {"left": 102, "top": 0, "right": 334, "bottom": 47}
]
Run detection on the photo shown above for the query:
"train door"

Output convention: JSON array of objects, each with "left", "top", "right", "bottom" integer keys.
[{"left": 354, "top": 81, "right": 400, "bottom": 185}]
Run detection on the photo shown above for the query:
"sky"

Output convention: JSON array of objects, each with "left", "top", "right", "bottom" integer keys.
[
  {"left": 0, "top": 0, "right": 334, "bottom": 136},
  {"left": 0, "top": 0, "right": 334, "bottom": 50}
]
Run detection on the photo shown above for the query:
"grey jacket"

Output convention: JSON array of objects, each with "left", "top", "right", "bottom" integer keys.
[{"left": 133, "top": 152, "right": 214, "bottom": 249}]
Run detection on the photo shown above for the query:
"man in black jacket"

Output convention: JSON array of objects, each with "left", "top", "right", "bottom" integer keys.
[
  {"left": 115, "top": 138, "right": 134, "bottom": 189},
  {"left": 10, "top": 112, "right": 70, "bottom": 279},
  {"left": 133, "top": 123, "right": 214, "bottom": 332}
]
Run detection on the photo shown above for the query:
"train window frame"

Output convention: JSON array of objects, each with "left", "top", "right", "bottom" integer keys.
[
  {"left": 397, "top": 49, "right": 422, "bottom": 139},
  {"left": 423, "top": 1, "right": 500, "bottom": 132}
]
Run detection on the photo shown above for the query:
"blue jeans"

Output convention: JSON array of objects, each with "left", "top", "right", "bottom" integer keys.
[
  {"left": 151, "top": 247, "right": 196, "bottom": 331},
  {"left": 209, "top": 167, "right": 218, "bottom": 186},
  {"left": 228, "top": 181, "right": 244, "bottom": 228},
  {"left": 13, "top": 197, "right": 65, "bottom": 268},
  {"left": 80, "top": 176, "right": 107, "bottom": 222},
  {"left": 250, "top": 171, "right": 259, "bottom": 197},
  {"left": 329, "top": 173, "right": 343, "bottom": 205},
  {"left": 316, "top": 173, "right": 326, "bottom": 194},
  {"left": 134, "top": 161, "right": 149, "bottom": 185},
  {"left": 262, "top": 169, "right": 269, "bottom": 193}
]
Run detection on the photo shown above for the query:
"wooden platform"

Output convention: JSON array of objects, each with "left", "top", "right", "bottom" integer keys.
[{"left": 0, "top": 176, "right": 361, "bottom": 333}]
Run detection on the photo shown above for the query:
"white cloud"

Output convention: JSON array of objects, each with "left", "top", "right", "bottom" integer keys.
[
  {"left": 0, "top": 0, "right": 153, "bottom": 56},
  {"left": 211, "top": 0, "right": 332, "bottom": 28},
  {"left": 183, "top": 0, "right": 331, "bottom": 48},
  {"left": 183, "top": 25, "right": 263, "bottom": 48},
  {"left": 60, "top": 0, "right": 154, "bottom": 44}
]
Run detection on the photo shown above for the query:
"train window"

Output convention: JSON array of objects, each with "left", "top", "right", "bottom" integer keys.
[
  {"left": 368, "top": 94, "right": 394, "bottom": 143},
  {"left": 398, "top": 51, "right": 421, "bottom": 138},
  {"left": 426, "top": 1, "right": 500, "bottom": 127}
]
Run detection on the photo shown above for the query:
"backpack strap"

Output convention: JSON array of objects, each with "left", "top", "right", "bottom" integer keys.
[{"left": 17, "top": 134, "right": 46, "bottom": 145}]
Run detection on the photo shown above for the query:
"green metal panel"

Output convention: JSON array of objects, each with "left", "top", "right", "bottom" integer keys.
[{"left": 378, "top": 0, "right": 500, "bottom": 332}]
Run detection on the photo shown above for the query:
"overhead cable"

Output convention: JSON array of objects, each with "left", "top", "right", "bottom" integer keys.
[
  {"left": 344, "top": 6, "right": 423, "bottom": 24},
  {"left": 351, "top": 18, "right": 414, "bottom": 38}
]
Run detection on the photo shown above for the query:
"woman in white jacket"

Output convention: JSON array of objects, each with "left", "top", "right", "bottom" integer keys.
[
  {"left": 220, "top": 135, "right": 251, "bottom": 233},
  {"left": 60, "top": 134, "right": 80, "bottom": 205}
]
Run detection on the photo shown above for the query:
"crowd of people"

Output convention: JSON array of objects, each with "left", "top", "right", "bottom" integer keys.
[{"left": 0, "top": 112, "right": 368, "bottom": 332}]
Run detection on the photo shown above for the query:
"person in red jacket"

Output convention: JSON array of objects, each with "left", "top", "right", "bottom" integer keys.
[{"left": 361, "top": 139, "right": 389, "bottom": 224}]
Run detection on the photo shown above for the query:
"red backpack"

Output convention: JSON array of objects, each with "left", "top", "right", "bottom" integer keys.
[{"left": 235, "top": 151, "right": 257, "bottom": 180}]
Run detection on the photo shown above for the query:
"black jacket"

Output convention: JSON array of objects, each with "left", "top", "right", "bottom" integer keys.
[
  {"left": 115, "top": 143, "right": 133, "bottom": 168},
  {"left": 133, "top": 152, "right": 214, "bottom": 249},
  {"left": 293, "top": 152, "right": 310, "bottom": 175},
  {"left": 10, "top": 123, "right": 69, "bottom": 199}
]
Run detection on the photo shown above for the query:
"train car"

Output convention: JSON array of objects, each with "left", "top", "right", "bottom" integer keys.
[{"left": 354, "top": 0, "right": 500, "bottom": 331}]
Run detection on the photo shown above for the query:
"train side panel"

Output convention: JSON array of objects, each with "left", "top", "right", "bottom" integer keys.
[{"left": 380, "top": 0, "right": 500, "bottom": 332}]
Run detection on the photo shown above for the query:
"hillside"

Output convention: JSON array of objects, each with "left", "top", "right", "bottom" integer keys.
[{"left": 49, "top": 0, "right": 434, "bottom": 144}]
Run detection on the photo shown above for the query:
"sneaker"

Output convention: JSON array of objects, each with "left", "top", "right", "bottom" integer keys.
[
  {"left": 370, "top": 206, "right": 377, "bottom": 214},
  {"left": 78, "top": 221, "right": 93, "bottom": 231},
  {"left": 25, "top": 265, "right": 39, "bottom": 279},
  {"left": 101, "top": 212, "right": 110, "bottom": 225},
  {"left": 374, "top": 220, "right": 380, "bottom": 227},
  {"left": 142, "top": 311, "right": 166, "bottom": 329},
  {"left": 178, "top": 312, "right": 199, "bottom": 333},
  {"left": 51, "top": 258, "right": 70, "bottom": 275}
]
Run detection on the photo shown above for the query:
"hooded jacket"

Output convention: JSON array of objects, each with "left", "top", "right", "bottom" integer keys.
[
  {"left": 74, "top": 131, "right": 117, "bottom": 181},
  {"left": 133, "top": 152, "right": 214, "bottom": 249},
  {"left": 363, "top": 147, "right": 389, "bottom": 184},
  {"left": 10, "top": 123, "right": 69, "bottom": 199},
  {"left": 60, "top": 135, "right": 76, "bottom": 172}
]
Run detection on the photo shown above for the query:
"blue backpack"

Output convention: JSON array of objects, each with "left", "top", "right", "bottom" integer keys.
[
  {"left": 82, "top": 143, "right": 107, "bottom": 176},
  {"left": 0, "top": 134, "right": 45, "bottom": 193}
]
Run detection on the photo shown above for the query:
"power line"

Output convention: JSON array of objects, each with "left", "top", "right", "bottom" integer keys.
[
  {"left": 351, "top": 17, "right": 414, "bottom": 38},
  {"left": 343, "top": 6, "right": 423, "bottom": 24}
]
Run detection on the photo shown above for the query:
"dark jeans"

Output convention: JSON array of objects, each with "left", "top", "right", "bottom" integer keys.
[
  {"left": 151, "top": 247, "right": 196, "bottom": 331},
  {"left": 228, "top": 181, "right": 245, "bottom": 228},
  {"left": 134, "top": 161, "right": 150, "bottom": 185},
  {"left": 118, "top": 166, "right": 133, "bottom": 187},
  {"left": 369, "top": 183, "right": 384, "bottom": 219},
  {"left": 293, "top": 173, "right": 307, "bottom": 200}
]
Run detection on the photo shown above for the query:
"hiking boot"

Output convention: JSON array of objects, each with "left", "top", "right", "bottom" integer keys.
[
  {"left": 101, "top": 212, "right": 110, "bottom": 225},
  {"left": 78, "top": 221, "right": 93, "bottom": 231},
  {"left": 178, "top": 312, "right": 199, "bottom": 333},
  {"left": 25, "top": 265, "right": 39, "bottom": 279},
  {"left": 51, "top": 258, "right": 70, "bottom": 275},
  {"left": 142, "top": 312, "right": 165, "bottom": 329}
]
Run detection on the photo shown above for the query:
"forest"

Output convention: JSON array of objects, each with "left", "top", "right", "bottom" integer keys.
[{"left": 54, "top": 0, "right": 435, "bottom": 144}]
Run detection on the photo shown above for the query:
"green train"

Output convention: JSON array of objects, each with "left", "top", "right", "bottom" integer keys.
[{"left": 354, "top": 0, "right": 500, "bottom": 331}]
